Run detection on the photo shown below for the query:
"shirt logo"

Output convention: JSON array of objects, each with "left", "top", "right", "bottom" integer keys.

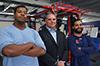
[{"left": 76, "top": 40, "right": 80, "bottom": 44}]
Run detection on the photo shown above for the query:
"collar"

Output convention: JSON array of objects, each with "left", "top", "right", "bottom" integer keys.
[{"left": 46, "top": 26, "right": 57, "bottom": 32}]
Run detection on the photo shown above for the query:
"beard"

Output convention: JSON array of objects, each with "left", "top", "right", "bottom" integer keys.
[{"left": 74, "top": 28, "right": 83, "bottom": 34}]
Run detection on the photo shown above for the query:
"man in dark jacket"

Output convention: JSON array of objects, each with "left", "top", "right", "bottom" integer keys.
[{"left": 38, "top": 13, "right": 68, "bottom": 66}]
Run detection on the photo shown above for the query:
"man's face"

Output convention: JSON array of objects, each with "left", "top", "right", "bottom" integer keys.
[
  {"left": 14, "top": 7, "right": 27, "bottom": 23},
  {"left": 73, "top": 20, "right": 83, "bottom": 34},
  {"left": 45, "top": 14, "right": 57, "bottom": 29}
]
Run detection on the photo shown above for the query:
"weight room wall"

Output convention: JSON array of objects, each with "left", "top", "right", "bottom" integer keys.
[
  {"left": 0, "top": 22, "right": 13, "bottom": 28},
  {"left": 0, "top": 22, "right": 41, "bottom": 32}
]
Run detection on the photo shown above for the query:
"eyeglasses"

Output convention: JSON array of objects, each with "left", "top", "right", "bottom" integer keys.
[
  {"left": 74, "top": 24, "right": 83, "bottom": 27},
  {"left": 46, "top": 18, "right": 56, "bottom": 21},
  {"left": 74, "top": 24, "right": 82, "bottom": 26}
]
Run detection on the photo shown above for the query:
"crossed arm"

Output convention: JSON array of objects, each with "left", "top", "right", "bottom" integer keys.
[{"left": 2, "top": 42, "right": 46, "bottom": 57}]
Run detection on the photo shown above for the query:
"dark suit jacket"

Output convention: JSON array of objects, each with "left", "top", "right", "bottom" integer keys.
[{"left": 38, "top": 26, "right": 68, "bottom": 66}]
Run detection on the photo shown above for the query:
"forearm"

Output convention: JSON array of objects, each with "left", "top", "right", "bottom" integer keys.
[
  {"left": 23, "top": 47, "right": 46, "bottom": 57},
  {"left": 38, "top": 53, "right": 56, "bottom": 66},
  {"left": 2, "top": 44, "right": 33, "bottom": 57},
  {"left": 81, "top": 46, "right": 96, "bottom": 54},
  {"left": 62, "top": 51, "right": 68, "bottom": 62},
  {"left": 62, "top": 39, "right": 68, "bottom": 61}
]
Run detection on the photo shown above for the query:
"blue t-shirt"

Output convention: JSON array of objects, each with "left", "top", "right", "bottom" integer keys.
[{"left": 0, "top": 25, "right": 46, "bottom": 66}]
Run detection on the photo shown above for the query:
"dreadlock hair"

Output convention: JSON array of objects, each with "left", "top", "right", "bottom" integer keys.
[{"left": 70, "top": 14, "right": 82, "bottom": 34}]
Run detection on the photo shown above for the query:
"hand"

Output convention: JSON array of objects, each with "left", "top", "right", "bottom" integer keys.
[
  {"left": 23, "top": 42, "right": 36, "bottom": 56},
  {"left": 24, "top": 42, "right": 36, "bottom": 48},
  {"left": 57, "top": 61, "right": 65, "bottom": 66},
  {"left": 25, "top": 42, "right": 33, "bottom": 45}
]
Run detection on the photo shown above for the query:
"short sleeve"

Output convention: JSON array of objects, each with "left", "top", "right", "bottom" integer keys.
[
  {"left": 32, "top": 30, "right": 46, "bottom": 50},
  {"left": 0, "top": 28, "right": 14, "bottom": 53}
]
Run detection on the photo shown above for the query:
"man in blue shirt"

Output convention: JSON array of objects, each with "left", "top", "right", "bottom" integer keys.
[
  {"left": 67, "top": 19, "right": 96, "bottom": 66},
  {"left": 0, "top": 5, "right": 46, "bottom": 66}
]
